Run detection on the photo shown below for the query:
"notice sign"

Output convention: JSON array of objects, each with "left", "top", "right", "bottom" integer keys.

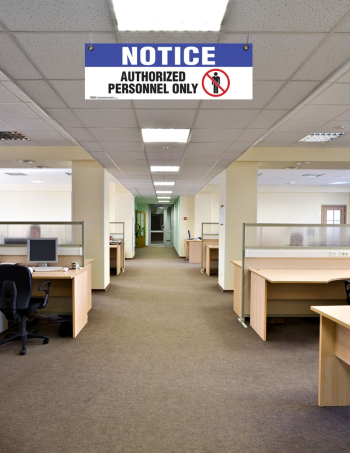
[{"left": 85, "top": 44, "right": 252, "bottom": 100}]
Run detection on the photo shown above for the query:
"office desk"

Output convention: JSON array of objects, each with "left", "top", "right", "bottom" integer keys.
[
  {"left": 205, "top": 245, "right": 219, "bottom": 276},
  {"left": 32, "top": 259, "right": 93, "bottom": 338},
  {"left": 250, "top": 268, "right": 350, "bottom": 341},
  {"left": 185, "top": 240, "right": 202, "bottom": 264},
  {"left": 110, "top": 244, "right": 122, "bottom": 275},
  {"left": 311, "top": 305, "right": 350, "bottom": 407}
]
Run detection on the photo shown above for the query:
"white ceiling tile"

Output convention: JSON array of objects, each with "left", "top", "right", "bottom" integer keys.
[
  {"left": 1, "top": 81, "right": 33, "bottom": 103},
  {"left": 222, "top": 33, "right": 325, "bottom": 80},
  {"left": 0, "top": 34, "right": 42, "bottom": 79},
  {"left": 190, "top": 128, "right": 243, "bottom": 142},
  {"left": 201, "top": 81, "right": 284, "bottom": 110},
  {"left": 184, "top": 153, "right": 222, "bottom": 162},
  {"left": 25, "top": 102, "right": 50, "bottom": 119},
  {"left": 194, "top": 110, "right": 259, "bottom": 129},
  {"left": 290, "top": 105, "right": 350, "bottom": 122},
  {"left": 17, "top": 80, "right": 66, "bottom": 108},
  {"left": 275, "top": 120, "right": 325, "bottom": 133},
  {"left": 335, "top": 70, "right": 350, "bottom": 83},
  {"left": 236, "top": 129, "right": 267, "bottom": 142},
  {"left": 144, "top": 143, "right": 186, "bottom": 152},
  {"left": 333, "top": 109, "right": 350, "bottom": 121},
  {"left": 3, "top": 118, "right": 54, "bottom": 131},
  {"left": 1, "top": 140, "right": 40, "bottom": 146},
  {"left": 146, "top": 152, "right": 183, "bottom": 160},
  {"left": 136, "top": 109, "right": 197, "bottom": 128},
  {"left": 51, "top": 80, "right": 132, "bottom": 109},
  {"left": 263, "top": 132, "right": 307, "bottom": 142},
  {"left": 293, "top": 34, "right": 350, "bottom": 81},
  {"left": 1, "top": 0, "right": 113, "bottom": 31},
  {"left": 35, "top": 140, "right": 72, "bottom": 146},
  {"left": 46, "top": 109, "right": 83, "bottom": 128},
  {"left": 255, "top": 140, "right": 297, "bottom": 147},
  {"left": 0, "top": 83, "right": 23, "bottom": 103},
  {"left": 266, "top": 81, "right": 320, "bottom": 109},
  {"left": 14, "top": 33, "right": 116, "bottom": 79},
  {"left": 90, "top": 128, "right": 142, "bottom": 142},
  {"left": 118, "top": 32, "right": 219, "bottom": 44},
  {"left": 186, "top": 143, "right": 230, "bottom": 154},
  {"left": 101, "top": 142, "right": 144, "bottom": 152},
  {"left": 73, "top": 108, "right": 137, "bottom": 128},
  {"left": 310, "top": 83, "right": 350, "bottom": 105},
  {"left": 66, "top": 128, "right": 94, "bottom": 141},
  {"left": 248, "top": 110, "right": 288, "bottom": 129},
  {"left": 22, "top": 130, "right": 65, "bottom": 141},
  {"left": 313, "top": 120, "right": 350, "bottom": 132},
  {"left": 321, "top": 134, "right": 350, "bottom": 147},
  {"left": 0, "top": 120, "right": 16, "bottom": 131},
  {"left": 133, "top": 100, "right": 200, "bottom": 109},
  {"left": 79, "top": 141, "right": 103, "bottom": 152},
  {"left": 0, "top": 103, "right": 39, "bottom": 119},
  {"left": 226, "top": 0, "right": 350, "bottom": 32},
  {"left": 107, "top": 152, "right": 146, "bottom": 161}
]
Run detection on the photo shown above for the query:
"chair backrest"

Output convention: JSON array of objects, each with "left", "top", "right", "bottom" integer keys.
[{"left": 0, "top": 264, "right": 32, "bottom": 316}]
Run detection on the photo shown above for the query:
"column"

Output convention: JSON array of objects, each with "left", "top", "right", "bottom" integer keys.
[
  {"left": 72, "top": 161, "right": 110, "bottom": 290},
  {"left": 218, "top": 162, "right": 257, "bottom": 290},
  {"left": 114, "top": 182, "right": 135, "bottom": 259}
]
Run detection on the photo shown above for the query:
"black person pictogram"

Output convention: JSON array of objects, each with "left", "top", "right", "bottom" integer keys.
[{"left": 212, "top": 72, "right": 221, "bottom": 94}]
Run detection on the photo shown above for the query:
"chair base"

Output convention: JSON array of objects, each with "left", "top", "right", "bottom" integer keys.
[{"left": 0, "top": 316, "right": 49, "bottom": 355}]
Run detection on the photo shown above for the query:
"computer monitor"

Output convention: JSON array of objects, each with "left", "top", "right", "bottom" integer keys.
[
  {"left": 27, "top": 238, "right": 58, "bottom": 265},
  {"left": 188, "top": 230, "right": 192, "bottom": 239}
]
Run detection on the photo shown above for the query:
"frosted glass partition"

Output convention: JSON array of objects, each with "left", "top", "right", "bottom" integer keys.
[
  {"left": 201, "top": 222, "right": 219, "bottom": 272},
  {"left": 0, "top": 221, "right": 85, "bottom": 264},
  {"left": 238, "top": 223, "right": 350, "bottom": 322}
]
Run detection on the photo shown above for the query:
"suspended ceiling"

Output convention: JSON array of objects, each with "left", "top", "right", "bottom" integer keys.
[{"left": 0, "top": 1, "right": 350, "bottom": 202}]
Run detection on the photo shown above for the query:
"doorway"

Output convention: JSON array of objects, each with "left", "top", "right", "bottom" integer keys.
[
  {"left": 135, "top": 210, "right": 146, "bottom": 247},
  {"left": 150, "top": 204, "right": 173, "bottom": 246},
  {"left": 321, "top": 205, "right": 347, "bottom": 224}
]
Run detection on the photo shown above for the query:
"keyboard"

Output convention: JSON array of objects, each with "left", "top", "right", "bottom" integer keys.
[{"left": 33, "top": 266, "right": 63, "bottom": 272}]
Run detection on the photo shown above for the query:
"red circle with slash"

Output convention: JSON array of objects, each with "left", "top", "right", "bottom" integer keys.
[{"left": 202, "top": 68, "right": 230, "bottom": 97}]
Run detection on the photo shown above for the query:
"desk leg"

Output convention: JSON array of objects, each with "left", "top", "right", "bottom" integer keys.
[
  {"left": 206, "top": 247, "right": 210, "bottom": 277},
  {"left": 72, "top": 271, "right": 89, "bottom": 338},
  {"left": 250, "top": 273, "right": 267, "bottom": 341},
  {"left": 319, "top": 316, "right": 350, "bottom": 406}
]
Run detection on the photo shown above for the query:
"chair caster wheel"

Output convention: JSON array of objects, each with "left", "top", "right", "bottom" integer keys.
[
  {"left": 20, "top": 348, "right": 26, "bottom": 355},
  {"left": 43, "top": 338, "right": 49, "bottom": 344}
]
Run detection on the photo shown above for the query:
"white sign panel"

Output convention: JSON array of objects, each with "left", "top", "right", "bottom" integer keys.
[{"left": 85, "top": 43, "right": 252, "bottom": 100}]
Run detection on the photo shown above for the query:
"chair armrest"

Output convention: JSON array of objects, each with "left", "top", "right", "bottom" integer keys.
[{"left": 37, "top": 281, "right": 51, "bottom": 309}]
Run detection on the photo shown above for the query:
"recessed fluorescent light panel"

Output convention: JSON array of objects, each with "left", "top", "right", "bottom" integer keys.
[
  {"left": 156, "top": 191, "right": 172, "bottom": 194},
  {"left": 160, "top": 201, "right": 170, "bottom": 203},
  {"left": 299, "top": 133, "right": 344, "bottom": 142},
  {"left": 31, "top": 180, "right": 48, "bottom": 184},
  {"left": 112, "top": 0, "right": 229, "bottom": 31},
  {"left": 0, "top": 131, "right": 30, "bottom": 141},
  {"left": 151, "top": 166, "right": 179, "bottom": 172},
  {"left": 142, "top": 129, "right": 190, "bottom": 143},
  {"left": 157, "top": 196, "right": 171, "bottom": 199},
  {"left": 154, "top": 182, "right": 175, "bottom": 186}
]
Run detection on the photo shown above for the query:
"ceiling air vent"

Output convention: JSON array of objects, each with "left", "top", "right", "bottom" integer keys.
[
  {"left": 0, "top": 131, "right": 31, "bottom": 141},
  {"left": 302, "top": 173, "right": 325, "bottom": 177},
  {"left": 5, "top": 173, "right": 27, "bottom": 176}
]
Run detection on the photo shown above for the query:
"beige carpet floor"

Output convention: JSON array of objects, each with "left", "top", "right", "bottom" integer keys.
[{"left": 1, "top": 246, "right": 350, "bottom": 452}]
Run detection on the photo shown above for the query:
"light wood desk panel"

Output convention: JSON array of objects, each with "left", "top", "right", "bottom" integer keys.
[
  {"left": 250, "top": 268, "right": 350, "bottom": 341},
  {"left": 311, "top": 306, "right": 350, "bottom": 407},
  {"left": 186, "top": 240, "right": 202, "bottom": 264},
  {"left": 205, "top": 245, "right": 219, "bottom": 276},
  {"left": 110, "top": 244, "right": 122, "bottom": 275}
]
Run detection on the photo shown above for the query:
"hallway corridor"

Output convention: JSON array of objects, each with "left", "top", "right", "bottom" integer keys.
[{"left": 1, "top": 247, "right": 350, "bottom": 452}]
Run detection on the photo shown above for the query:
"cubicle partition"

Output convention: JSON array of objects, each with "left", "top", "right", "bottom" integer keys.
[
  {"left": 200, "top": 222, "right": 219, "bottom": 273},
  {"left": 236, "top": 223, "right": 350, "bottom": 324},
  {"left": 110, "top": 221, "right": 125, "bottom": 272},
  {"left": 0, "top": 221, "right": 85, "bottom": 266}
]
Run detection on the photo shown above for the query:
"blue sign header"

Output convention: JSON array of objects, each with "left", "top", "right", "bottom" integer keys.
[{"left": 85, "top": 43, "right": 252, "bottom": 68}]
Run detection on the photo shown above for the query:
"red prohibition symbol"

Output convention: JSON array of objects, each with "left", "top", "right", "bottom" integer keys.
[{"left": 202, "top": 68, "right": 230, "bottom": 97}]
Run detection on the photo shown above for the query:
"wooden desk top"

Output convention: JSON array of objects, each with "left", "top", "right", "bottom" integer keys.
[
  {"left": 230, "top": 260, "right": 242, "bottom": 267},
  {"left": 110, "top": 244, "right": 120, "bottom": 249},
  {"left": 311, "top": 306, "right": 350, "bottom": 329},
  {"left": 250, "top": 268, "right": 350, "bottom": 284},
  {"left": 206, "top": 245, "right": 219, "bottom": 249},
  {"left": 186, "top": 239, "right": 202, "bottom": 242},
  {"left": 32, "top": 259, "right": 93, "bottom": 280}
]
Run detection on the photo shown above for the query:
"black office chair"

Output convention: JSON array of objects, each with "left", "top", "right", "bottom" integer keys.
[
  {"left": 345, "top": 281, "right": 350, "bottom": 305},
  {"left": 0, "top": 264, "right": 51, "bottom": 355}
]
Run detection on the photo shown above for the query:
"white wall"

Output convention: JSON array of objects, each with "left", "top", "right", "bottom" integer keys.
[
  {"left": 258, "top": 186, "right": 350, "bottom": 223},
  {"left": 194, "top": 186, "right": 220, "bottom": 237},
  {"left": 179, "top": 196, "right": 195, "bottom": 257},
  {"left": 0, "top": 185, "right": 71, "bottom": 221},
  {"left": 114, "top": 182, "right": 135, "bottom": 258}
]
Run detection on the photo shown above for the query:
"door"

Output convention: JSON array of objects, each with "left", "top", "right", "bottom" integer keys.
[
  {"left": 135, "top": 211, "right": 146, "bottom": 248},
  {"left": 150, "top": 205, "right": 164, "bottom": 245},
  {"left": 321, "top": 205, "right": 347, "bottom": 224}
]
